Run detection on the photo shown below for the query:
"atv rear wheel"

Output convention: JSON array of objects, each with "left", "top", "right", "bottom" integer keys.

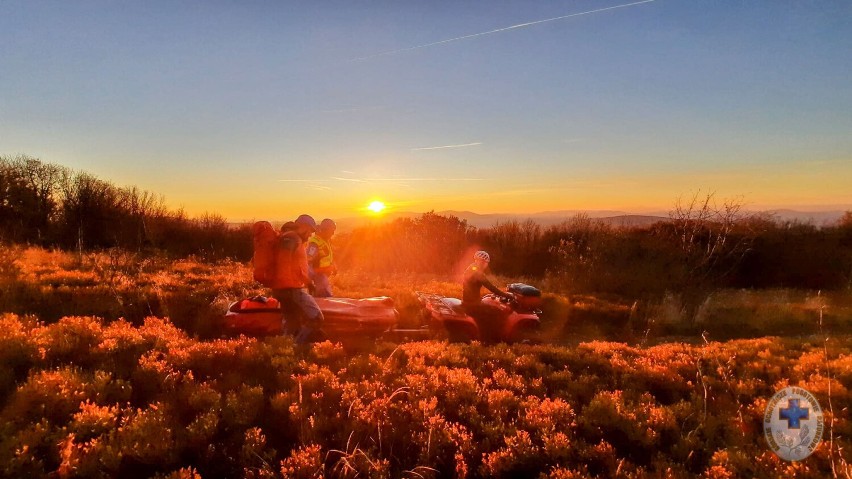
[{"left": 445, "top": 323, "right": 477, "bottom": 343}]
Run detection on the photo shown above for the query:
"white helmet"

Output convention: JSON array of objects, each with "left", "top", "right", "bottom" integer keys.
[{"left": 474, "top": 250, "right": 490, "bottom": 263}]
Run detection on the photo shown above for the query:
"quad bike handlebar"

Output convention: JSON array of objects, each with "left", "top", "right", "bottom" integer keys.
[{"left": 483, "top": 291, "right": 516, "bottom": 304}]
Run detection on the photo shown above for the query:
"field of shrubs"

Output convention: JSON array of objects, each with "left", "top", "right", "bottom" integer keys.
[
  {"left": 2, "top": 315, "right": 851, "bottom": 478},
  {"left": 1, "top": 245, "right": 851, "bottom": 478}
]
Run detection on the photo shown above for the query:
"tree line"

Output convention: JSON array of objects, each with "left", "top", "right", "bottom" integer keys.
[
  {"left": 3, "top": 155, "right": 851, "bottom": 297},
  {"left": 0, "top": 155, "right": 250, "bottom": 258},
  {"left": 335, "top": 198, "right": 852, "bottom": 298}
]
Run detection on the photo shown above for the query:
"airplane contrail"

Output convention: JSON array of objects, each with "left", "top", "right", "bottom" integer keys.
[
  {"left": 320, "top": 106, "right": 386, "bottom": 113},
  {"left": 411, "top": 142, "right": 482, "bottom": 151},
  {"left": 351, "top": 0, "right": 657, "bottom": 61}
]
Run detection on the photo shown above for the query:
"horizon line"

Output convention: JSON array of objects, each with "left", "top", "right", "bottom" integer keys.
[{"left": 224, "top": 206, "right": 851, "bottom": 224}]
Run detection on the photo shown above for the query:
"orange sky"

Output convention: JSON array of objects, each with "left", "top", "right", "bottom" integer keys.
[
  {"left": 3, "top": 2, "right": 852, "bottom": 221},
  {"left": 167, "top": 156, "right": 852, "bottom": 221}
]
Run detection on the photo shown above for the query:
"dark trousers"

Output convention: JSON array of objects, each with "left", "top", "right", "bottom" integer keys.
[
  {"left": 272, "top": 288, "right": 324, "bottom": 344},
  {"left": 463, "top": 301, "right": 505, "bottom": 342}
]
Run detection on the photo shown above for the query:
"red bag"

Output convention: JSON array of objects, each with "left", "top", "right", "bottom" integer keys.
[
  {"left": 252, "top": 221, "right": 278, "bottom": 285},
  {"left": 224, "top": 296, "right": 282, "bottom": 336}
]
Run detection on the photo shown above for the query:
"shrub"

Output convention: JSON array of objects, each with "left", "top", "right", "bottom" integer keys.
[{"left": 0, "top": 314, "right": 41, "bottom": 402}]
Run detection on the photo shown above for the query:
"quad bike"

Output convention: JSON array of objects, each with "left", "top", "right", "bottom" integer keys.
[
  {"left": 415, "top": 283, "right": 543, "bottom": 343},
  {"left": 223, "top": 282, "right": 543, "bottom": 344}
]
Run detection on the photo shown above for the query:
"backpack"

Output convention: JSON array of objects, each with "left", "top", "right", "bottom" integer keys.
[{"left": 252, "top": 221, "right": 278, "bottom": 286}]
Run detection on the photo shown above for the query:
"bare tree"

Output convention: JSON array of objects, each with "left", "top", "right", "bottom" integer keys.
[
  {"left": 668, "top": 190, "right": 755, "bottom": 321},
  {"left": 0, "top": 159, "right": 27, "bottom": 241},
  {"left": 12, "top": 155, "right": 63, "bottom": 241},
  {"left": 119, "top": 186, "right": 166, "bottom": 249},
  {"left": 57, "top": 170, "right": 123, "bottom": 249}
]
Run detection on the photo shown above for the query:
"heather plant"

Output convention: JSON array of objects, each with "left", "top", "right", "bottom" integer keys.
[
  {"left": 117, "top": 402, "right": 181, "bottom": 468},
  {"left": 36, "top": 316, "right": 104, "bottom": 368},
  {"left": 0, "top": 307, "right": 851, "bottom": 477},
  {"left": 480, "top": 429, "right": 541, "bottom": 477},
  {"left": 96, "top": 319, "right": 150, "bottom": 378},
  {"left": 578, "top": 390, "right": 678, "bottom": 463},
  {"left": 3, "top": 368, "right": 93, "bottom": 427},
  {"left": 240, "top": 427, "right": 279, "bottom": 478},
  {"left": 279, "top": 443, "right": 324, "bottom": 478}
]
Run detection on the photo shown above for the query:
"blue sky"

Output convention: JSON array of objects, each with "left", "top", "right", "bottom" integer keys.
[{"left": 2, "top": 0, "right": 851, "bottom": 220}]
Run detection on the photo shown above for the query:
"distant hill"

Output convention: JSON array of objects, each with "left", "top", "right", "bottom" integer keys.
[
  {"left": 329, "top": 210, "right": 667, "bottom": 231},
  {"left": 236, "top": 209, "right": 848, "bottom": 231},
  {"left": 762, "top": 209, "right": 847, "bottom": 226},
  {"left": 430, "top": 210, "right": 672, "bottom": 229}
]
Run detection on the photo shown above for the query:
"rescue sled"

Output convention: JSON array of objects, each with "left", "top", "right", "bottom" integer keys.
[{"left": 223, "top": 295, "right": 402, "bottom": 339}]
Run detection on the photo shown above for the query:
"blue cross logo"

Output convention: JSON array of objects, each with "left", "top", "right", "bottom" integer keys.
[{"left": 779, "top": 399, "right": 809, "bottom": 429}]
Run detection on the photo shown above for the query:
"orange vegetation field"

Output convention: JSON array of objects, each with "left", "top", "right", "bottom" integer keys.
[{"left": 0, "top": 246, "right": 851, "bottom": 478}]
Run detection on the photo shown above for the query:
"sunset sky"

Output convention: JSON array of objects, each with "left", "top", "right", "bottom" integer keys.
[{"left": 2, "top": 1, "right": 851, "bottom": 221}]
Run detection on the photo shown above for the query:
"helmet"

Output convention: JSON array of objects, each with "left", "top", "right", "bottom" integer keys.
[
  {"left": 319, "top": 218, "right": 336, "bottom": 232},
  {"left": 474, "top": 250, "right": 490, "bottom": 263},
  {"left": 294, "top": 214, "right": 317, "bottom": 231}
]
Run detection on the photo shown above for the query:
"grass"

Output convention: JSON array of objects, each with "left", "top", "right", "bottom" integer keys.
[{"left": 1, "top": 245, "right": 851, "bottom": 342}]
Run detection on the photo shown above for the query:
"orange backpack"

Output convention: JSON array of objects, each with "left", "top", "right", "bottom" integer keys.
[{"left": 252, "top": 221, "right": 278, "bottom": 285}]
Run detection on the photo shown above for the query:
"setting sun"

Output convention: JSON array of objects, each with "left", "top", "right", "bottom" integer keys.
[
  {"left": 367, "top": 200, "right": 386, "bottom": 214},
  {"left": 367, "top": 200, "right": 385, "bottom": 213}
]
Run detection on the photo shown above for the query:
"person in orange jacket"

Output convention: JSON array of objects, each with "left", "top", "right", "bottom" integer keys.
[{"left": 270, "top": 214, "right": 324, "bottom": 344}]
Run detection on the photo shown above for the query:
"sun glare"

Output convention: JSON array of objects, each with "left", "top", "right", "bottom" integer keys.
[{"left": 367, "top": 200, "right": 386, "bottom": 214}]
